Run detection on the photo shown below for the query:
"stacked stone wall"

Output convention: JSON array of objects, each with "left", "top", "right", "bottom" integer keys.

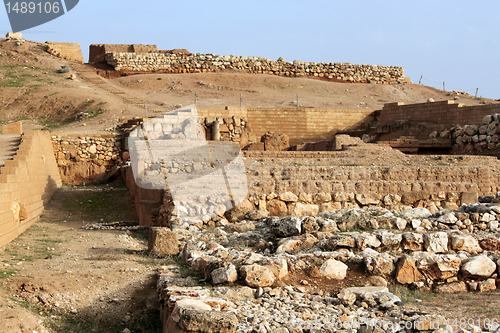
[
  {"left": 51, "top": 134, "right": 123, "bottom": 184},
  {"left": 104, "top": 51, "right": 404, "bottom": 84},
  {"left": 451, "top": 113, "right": 500, "bottom": 154}
]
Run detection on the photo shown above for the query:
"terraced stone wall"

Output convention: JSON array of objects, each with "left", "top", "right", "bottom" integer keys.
[{"left": 0, "top": 131, "right": 62, "bottom": 251}]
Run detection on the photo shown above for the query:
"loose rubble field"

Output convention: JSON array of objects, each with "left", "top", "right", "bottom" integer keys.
[
  {"left": 159, "top": 201, "right": 500, "bottom": 333},
  {"left": 1, "top": 185, "right": 500, "bottom": 333}
]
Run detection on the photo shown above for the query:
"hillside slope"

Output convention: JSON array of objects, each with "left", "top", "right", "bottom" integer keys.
[{"left": 0, "top": 38, "right": 496, "bottom": 134}]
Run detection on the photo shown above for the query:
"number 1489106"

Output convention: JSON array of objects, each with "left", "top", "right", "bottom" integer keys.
[{"left": 5, "top": 2, "right": 60, "bottom": 14}]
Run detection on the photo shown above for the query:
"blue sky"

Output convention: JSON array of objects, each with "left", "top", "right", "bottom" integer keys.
[{"left": 2, "top": 0, "right": 499, "bottom": 99}]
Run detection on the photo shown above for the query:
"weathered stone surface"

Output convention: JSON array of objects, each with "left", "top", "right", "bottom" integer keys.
[
  {"left": 6, "top": 32, "right": 22, "bottom": 39},
  {"left": 461, "top": 255, "right": 496, "bottom": 278},
  {"left": 393, "top": 217, "right": 407, "bottom": 230},
  {"left": 279, "top": 191, "right": 298, "bottom": 202},
  {"left": 224, "top": 222, "right": 255, "bottom": 234},
  {"left": 355, "top": 192, "right": 382, "bottom": 206},
  {"left": 437, "top": 212, "right": 458, "bottom": 224},
  {"left": 400, "top": 207, "right": 431, "bottom": 219},
  {"left": 211, "top": 264, "right": 238, "bottom": 284},
  {"left": 259, "top": 257, "right": 288, "bottom": 280},
  {"left": 319, "top": 259, "right": 348, "bottom": 280},
  {"left": 244, "top": 210, "right": 269, "bottom": 220},
  {"left": 323, "top": 234, "right": 356, "bottom": 250},
  {"left": 148, "top": 227, "right": 180, "bottom": 256},
  {"left": 171, "top": 299, "right": 212, "bottom": 323},
  {"left": 261, "top": 131, "right": 290, "bottom": 151},
  {"left": 275, "top": 239, "right": 302, "bottom": 254},
  {"left": 417, "top": 254, "right": 461, "bottom": 280},
  {"left": 178, "top": 309, "right": 239, "bottom": 333},
  {"left": 423, "top": 232, "right": 448, "bottom": 253},
  {"left": 333, "top": 192, "right": 354, "bottom": 202},
  {"left": 380, "top": 232, "right": 402, "bottom": 249},
  {"left": 461, "top": 192, "right": 478, "bottom": 205},
  {"left": 434, "top": 281, "right": 467, "bottom": 293},
  {"left": 395, "top": 256, "right": 425, "bottom": 284},
  {"left": 288, "top": 202, "right": 319, "bottom": 217},
  {"left": 450, "top": 234, "right": 483, "bottom": 253},
  {"left": 401, "top": 191, "right": 430, "bottom": 205},
  {"left": 364, "top": 253, "right": 395, "bottom": 278},
  {"left": 239, "top": 264, "right": 275, "bottom": 287},
  {"left": 479, "top": 237, "right": 500, "bottom": 251},
  {"left": 301, "top": 216, "right": 320, "bottom": 234},
  {"left": 337, "top": 288, "right": 356, "bottom": 305},
  {"left": 271, "top": 216, "right": 301, "bottom": 237},
  {"left": 478, "top": 278, "right": 497, "bottom": 292},
  {"left": 402, "top": 232, "right": 424, "bottom": 251},
  {"left": 367, "top": 275, "right": 388, "bottom": 287},
  {"left": 319, "top": 202, "right": 342, "bottom": 212},
  {"left": 226, "top": 199, "right": 255, "bottom": 221},
  {"left": 266, "top": 199, "right": 288, "bottom": 217},
  {"left": 383, "top": 194, "right": 401, "bottom": 206},
  {"left": 314, "top": 192, "right": 332, "bottom": 204},
  {"left": 319, "top": 219, "right": 339, "bottom": 232},
  {"left": 356, "top": 233, "right": 381, "bottom": 250}
]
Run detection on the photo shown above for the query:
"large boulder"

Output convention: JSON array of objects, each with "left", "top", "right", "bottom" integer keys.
[
  {"left": 239, "top": 264, "right": 276, "bottom": 287},
  {"left": 355, "top": 192, "right": 382, "bottom": 206},
  {"left": 402, "top": 232, "right": 424, "bottom": 251},
  {"left": 279, "top": 191, "right": 298, "bottom": 202},
  {"left": 461, "top": 255, "right": 497, "bottom": 278},
  {"left": 364, "top": 253, "right": 395, "bottom": 278},
  {"left": 271, "top": 216, "right": 302, "bottom": 237},
  {"left": 261, "top": 131, "right": 289, "bottom": 151},
  {"left": 434, "top": 281, "right": 467, "bottom": 293},
  {"left": 395, "top": 256, "right": 425, "bottom": 284},
  {"left": 423, "top": 232, "right": 448, "bottom": 253},
  {"left": 450, "top": 234, "right": 483, "bottom": 253},
  {"left": 288, "top": 202, "right": 319, "bottom": 217},
  {"left": 400, "top": 208, "right": 431, "bottom": 219},
  {"left": 319, "top": 259, "right": 348, "bottom": 280},
  {"left": 211, "top": 264, "right": 238, "bottom": 284},
  {"left": 417, "top": 254, "right": 461, "bottom": 280},
  {"left": 323, "top": 234, "right": 356, "bottom": 250},
  {"left": 401, "top": 191, "right": 430, "bottom": 205},
  {"left": 266, "top": 199, "right": 288, "bottom": 216}
]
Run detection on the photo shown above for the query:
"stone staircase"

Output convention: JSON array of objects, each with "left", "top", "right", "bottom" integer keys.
[{"left": 0, "top": 134, "right": 22, "bottom": 168}]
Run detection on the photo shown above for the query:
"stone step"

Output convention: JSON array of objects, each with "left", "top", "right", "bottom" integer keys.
[{"left": 0, "top": 134, "right": 22, "bottom": 168}]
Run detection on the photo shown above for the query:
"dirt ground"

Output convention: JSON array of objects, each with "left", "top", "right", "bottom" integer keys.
[
  {"left": 0, "top": 184, "right": 169, "bottom": 333},
  {"left": 1, "top": 38, "right": 497, "bottom": 135},
  {"left": 0, "top": 185, "right": 499, "bottom": 333}
]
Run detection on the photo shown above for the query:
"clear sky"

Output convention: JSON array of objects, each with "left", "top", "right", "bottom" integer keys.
[{"left": 1, "top": 0, "right": 499, "bottom": 99}]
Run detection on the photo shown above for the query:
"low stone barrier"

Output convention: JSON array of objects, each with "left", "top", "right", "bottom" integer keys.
[
  {"left": 51, "top": 134, "right": 123, "bottom": 184},
  {"left": 105, "top": 51, "right": 405, "bottom": 84}
]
